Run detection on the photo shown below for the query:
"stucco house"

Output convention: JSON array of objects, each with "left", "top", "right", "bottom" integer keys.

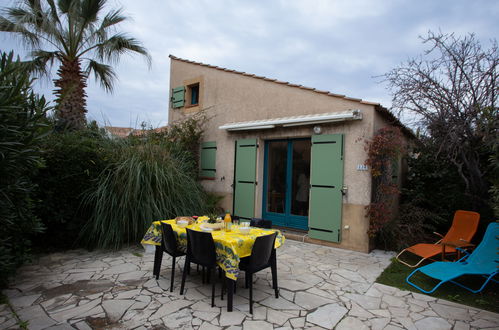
[{"left": 168, "top": 55, "right": 411, "bottom": 253}]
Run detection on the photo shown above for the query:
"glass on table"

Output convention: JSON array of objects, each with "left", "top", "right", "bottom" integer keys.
[{"left": 241, "top": 221, "right": 250, "bottom": 228}]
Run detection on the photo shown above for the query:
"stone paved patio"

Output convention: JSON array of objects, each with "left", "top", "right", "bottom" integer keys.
[{"left": 1, "top": 240, "right": 498, "bottom": 329}]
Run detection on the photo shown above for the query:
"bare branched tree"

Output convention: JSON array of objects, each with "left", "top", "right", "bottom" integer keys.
[{"left": 384, "top": 31, "right": 498, "bottom": 209}]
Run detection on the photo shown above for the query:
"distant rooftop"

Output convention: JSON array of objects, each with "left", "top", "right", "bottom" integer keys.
[{"left": 104, "top": 126, "right": 168, "bottom": 138}]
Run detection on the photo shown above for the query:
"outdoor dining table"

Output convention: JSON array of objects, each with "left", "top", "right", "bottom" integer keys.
[{"left": 141, "top": 217, "right": 285, "bottom": 311}]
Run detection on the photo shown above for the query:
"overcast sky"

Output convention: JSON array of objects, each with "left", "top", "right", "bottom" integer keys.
[{"left": 1, "top": 0, "right": 498, "bottom": 128}]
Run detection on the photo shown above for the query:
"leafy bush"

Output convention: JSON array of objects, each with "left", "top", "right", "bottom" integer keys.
[
  {"left": 0, "top": 51, "right": 48, "bottom": 285},
  {"left": 375, "top": 139, "right": 472, "bottom": 250},
  {"left": 81, "top": 141, "right": 206, "bottom": 249},
  {"left": 33, "top": 126, "right": 115, "bottom": 249}
]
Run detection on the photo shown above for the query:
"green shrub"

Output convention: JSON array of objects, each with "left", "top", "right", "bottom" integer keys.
[
  {"left": 81, "top": 141, "right": 206, "bottom": 249},
  {"left": 0, "top": 51, "right": 48, "bottom": 286},
  {"left": 33, "top": 127, "right": 115, "bottom": 249},
  {"left": 376, "top": 139, "right": 474, "bottom": 250}
]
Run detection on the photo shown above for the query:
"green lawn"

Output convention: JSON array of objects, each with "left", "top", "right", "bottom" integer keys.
[{"left": 376, "top": 257, "right": 499, "bottom": 313}]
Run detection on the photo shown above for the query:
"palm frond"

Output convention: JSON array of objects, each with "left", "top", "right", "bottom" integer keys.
[
  {"left": 57, "top": 0, "right": 73, "bottom": 14},
  {"left": 28, "top": 49, "right": 59, "bottom": 75},
  {"left": 96, "top": 33, "right": 151, "bottom": 66},
  {"left": 99, "top": 8, "right": 126, "bottom": 30},
  {"left": 86, "top": 59, "right": 116, "bottom": 92},
  {"left": 0, "top": 16, "right": 41, "bottom": 47},
  {"left": 79, "top": 0, "right": 105, "bottom": 25},
  {"left": 45, "top": 0, "right": 60, "bottom": 21}
]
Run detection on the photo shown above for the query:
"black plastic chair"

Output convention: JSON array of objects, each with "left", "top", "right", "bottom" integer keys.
[
  {"left": 239, "top": 232, "right": 279, "bottom": 314},
  {"left": 250, "top": 217, "right": 272, "bottom": 229},
  {"left": 180, "top": 229, "right": 219, "bottom": 307},
  {"left": 159, "top": 223, "right": 186, "bottom": 292}
]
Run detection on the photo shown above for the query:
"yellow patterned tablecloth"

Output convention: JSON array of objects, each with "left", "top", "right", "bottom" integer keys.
[{"left": 141, "top": 217, "right": 285, "bottom": 280}]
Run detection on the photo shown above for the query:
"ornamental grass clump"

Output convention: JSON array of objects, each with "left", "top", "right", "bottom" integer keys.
[{"left": 81, "top": 141, "right": 205, "bottom": 249}]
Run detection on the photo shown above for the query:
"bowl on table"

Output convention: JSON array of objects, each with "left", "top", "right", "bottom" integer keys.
[
  {"left": 176, "top": 220, "right": 189, "bottom": 228},
  {"left": 239, "top": 227, "right": 251, "bottom": 235}
]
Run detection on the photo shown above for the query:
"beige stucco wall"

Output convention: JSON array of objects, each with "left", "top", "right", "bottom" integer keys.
[{"left": 168, "top": 58, "right": 385, "bottom": 252}]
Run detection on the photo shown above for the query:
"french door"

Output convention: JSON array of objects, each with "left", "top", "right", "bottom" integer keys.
[{"left": 262, "top": 139, "right": 310, "bottom": 230}]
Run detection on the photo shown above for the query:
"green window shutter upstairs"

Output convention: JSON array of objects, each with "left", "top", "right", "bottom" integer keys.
[
  {"left": 234, "top": 139, "right": 257, "bottom": 220},
  {"left": 200, "top": 141, "right": 216, "bottom": 178},
  {"left": 172, "top": 86, "right": 185, "bottom": 108},
  {"left": 308, "top": 134, "right": 344, "bottom": 243}
]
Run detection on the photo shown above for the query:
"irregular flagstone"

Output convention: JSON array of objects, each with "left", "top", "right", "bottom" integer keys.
[
  {"left": 453, "top": 321, "right": 470, "bottom": 330},
  {"left": 344, "top": 293, "right": 381, "bottom": 310},
  {"left": 44, "top": 323, "right": 75, "bottom": 330},
  {"left": 470, "top": 309, "right": 499, "bottom": 321},
  {"left": 294, "top": 291, "right": 336, "bottom": 310},
  {"left": 251, "top": 306, "right": 267, "bottom": 320},
  {"left": 161, "top": 307, "right": 192, "bottom": 328},
  {"left": 193, "top": 310, "right": 219, "bottom": 322},
  {"left": 242, "top": 320, "right": 273, "bottom": 330},
  {"left": 382, "top": 294, "right": 408, "bottom": 308},
  {"left": 364, "top": 285, "right": 383, "bottom": 298},
  {"left": 306, "top": 303, "right": 348, "bottom": 329},
  {"left": 102, "top": 299, "right": 135, "bottom": 322},
  {"left": 259, "top": 296, "right": 301, "bottom": 310},
  {"left": 49, "top": 298, "right": 101, "bottom": 322},
  {"left": 369, "top": 317, "right": 391, "bottom": 330},
  {"left": 17, "top": 305, "right": 57, "bottom": 330},
  {"left": 277, "top": 279, "right": 313, "bottom": 291},
  {"left": 4, "top": 240, "right": 497, "bottom": 330},
  {"left": 266, "top": 309, "right": 295, "bottom": 326},
  {"left": 348, "top": 302, "right": 374, "bottom": 319},
  {"left": 370, "top": 309, "right": 391, "bottom": 318},
  {"left": 102, "top": 263, "right": 138, "bottom": 274},
  {"left": 414, "top": 316, "right": 452, "bottom": 330},
  {"left": 335, "top": 316, "right": 369, "bottom": 330},
  {"left": 117, "top": 270, "right": 147, "bottom": 282},
  {"left": 289, "top": 317, "right": 305, "bottom": 328},
  {"left": 10, "top": 294, "right": 41, "bottom": 308},
  {"left": 470, "top": 318, "right": 499, "bottom": 328},
  {"left": 429, "top": 302, "right": 472, "bottom": 321},
  {"left": 42, "top": 280, "right": 114, "bottom": 299},
  {"left": 149, "top": 299, "right": 193, "bottom": 320},
  {"left": 199, "top": 321, "right": 222, "bottom": 330},
  {"left": 219, "top": 309, "right": 246, "bottom": 326},
  {"left": 396, "top": 316, "right": 417, "bottom": 330}
]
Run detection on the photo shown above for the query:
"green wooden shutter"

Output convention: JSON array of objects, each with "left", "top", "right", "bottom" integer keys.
[
  {"left": 200, "top": 141, "right": 216, "bottom": 178},
  {"left": 309, "top": 134, "right": 344, "bottom": 242},
  {"left": 171, "top": 86, "right": 185, "bottom": 108},
  {"left": 233, "top": 139, "right": 257, "bottom": 220}
]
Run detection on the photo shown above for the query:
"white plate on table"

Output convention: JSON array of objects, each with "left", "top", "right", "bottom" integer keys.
[{"left": 199, "top": 225, "right": 215, "bottom": 232}]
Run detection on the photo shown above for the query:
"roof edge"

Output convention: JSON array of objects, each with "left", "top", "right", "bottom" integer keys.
[{"left": 168, "top": 55, "right": 415, "bottom": 138}]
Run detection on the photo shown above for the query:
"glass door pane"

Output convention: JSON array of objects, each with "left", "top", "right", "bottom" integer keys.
[
  {"left": 291, "top": 140, "right": 311, "bottom": 216},
  {"left": 266, "top": 141, "right": 287, "bottom": 213}
]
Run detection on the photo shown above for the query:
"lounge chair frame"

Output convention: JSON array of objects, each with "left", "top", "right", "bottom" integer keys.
[
  {"left": 406, "top": 222, "right": 498, "bottom": 294},
  {"left": 396, "top": 210, "right": 480, "bottom": 268}
]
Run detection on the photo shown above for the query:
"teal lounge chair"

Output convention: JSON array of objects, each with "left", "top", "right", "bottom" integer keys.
[{"left": 406, "top": 222, "right": 498, "bottom": 294}]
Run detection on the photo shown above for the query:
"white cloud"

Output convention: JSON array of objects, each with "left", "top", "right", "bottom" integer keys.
[{"left": 1, "top": 0, "right": 497, "bottom": 127}]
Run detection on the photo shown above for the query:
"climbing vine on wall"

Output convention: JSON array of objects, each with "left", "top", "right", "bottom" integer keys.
[{"left": 365, "top": 127, "right": 407, "bottom": 237}]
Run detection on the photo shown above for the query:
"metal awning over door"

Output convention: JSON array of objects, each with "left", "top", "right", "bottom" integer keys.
[{"left": 219, "top": 110, "right": 362, "bottom": 131}]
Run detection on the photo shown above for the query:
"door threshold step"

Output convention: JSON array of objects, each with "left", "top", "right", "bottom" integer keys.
[{"left": 273, "top": 226, "right": 308, "bottom": 242}]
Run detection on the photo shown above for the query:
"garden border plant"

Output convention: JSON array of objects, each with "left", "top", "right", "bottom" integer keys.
[
  {"left": 364, "top": 126, "right": 407, "bottom": 239},
  {"left": 0, "top": 51, "right": 49, "bottom": 286}
]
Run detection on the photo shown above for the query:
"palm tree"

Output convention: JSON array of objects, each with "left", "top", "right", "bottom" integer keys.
[{"left": 0, "top": 0, "right": 150, "bottom": 130}]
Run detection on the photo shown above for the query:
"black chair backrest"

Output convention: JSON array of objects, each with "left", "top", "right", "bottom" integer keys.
[
  {"left": 186, "top": 229, "right": 217, "bottom": 267},
  {"left": 248, "top": 232, "right": 277, "bottom": 271},
  {"left": 251, "top": 218, "right": 272, "bottom": 229},
  {"left": 161, "top": 222, "right": 179, "bottom": 255}
]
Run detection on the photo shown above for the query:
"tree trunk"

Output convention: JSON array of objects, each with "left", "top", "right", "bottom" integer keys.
[{"left": 54, "top": 58, "right": 87, "bottom": 130}]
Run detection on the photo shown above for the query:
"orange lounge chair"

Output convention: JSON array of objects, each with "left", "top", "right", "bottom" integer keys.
[{"left": 396, "top": 210, "right": 480, "bottom": 267}]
